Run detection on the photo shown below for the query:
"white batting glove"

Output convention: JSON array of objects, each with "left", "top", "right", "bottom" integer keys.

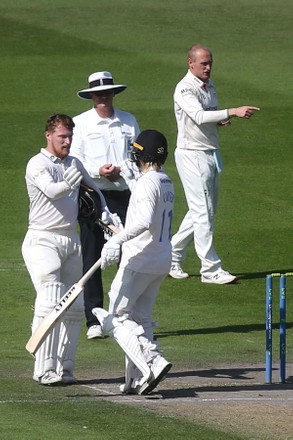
[
  {"left": 110, "top": 212, "right": 123, "bottom": 230},
  {"left": 101, "top": 211, "right": 113, "bottom": 241},
  {"left": 101, "top": 241, "right": 121, "bottom": 269},
  {"left": 101, "top": 210, "right": 123, "bottom": 229},
  {"left": 101, "top": 210, "right": 123, "bottom": 240},
  {"left": 120, "top": 160, "right": 142, "bottom": 191},
  {"left": 64, "top": 159, "right": 83, "bottom": 190}
]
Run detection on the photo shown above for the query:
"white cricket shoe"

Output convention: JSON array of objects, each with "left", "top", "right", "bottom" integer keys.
[
  {"left": 201, "top": 270, "right": 237, "bottom": 285},
  {"left": 169, "top": 263, "right": 189, "bottom": 279},
  {"left": 86, "top": 324, "right": 104, "bottom": 339},
  {"left": 39, "top": 370, "right": 62, "bottom": 386},
  {"left": 120, "top": 373, "right": 145, "bottom": 395},
  {"left": 119, "top": 382, "right": 141, "bottom": 394},
  {"left": 138, "top": 356, "right": 172, "bottom": 395}
]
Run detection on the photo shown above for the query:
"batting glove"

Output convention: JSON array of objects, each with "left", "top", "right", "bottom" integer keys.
[
  {"left": 64, "top": 159, "right": 82, "bottom": 190},
  {"left": 101, "top": 241, "right": 121, "bottom": 269},
  {"left": 101, "top": 210, "right": 123, "bottom": 240},
  {"left": 101, "top": 210, "right": 123, "bottom": 229}
]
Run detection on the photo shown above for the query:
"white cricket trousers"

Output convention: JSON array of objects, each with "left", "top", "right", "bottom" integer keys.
[
  {"left": 22, "top": 229, "right": 84, "bottom": 377},
  {"left": 22, "top": 228, "right": 82, "bottom": 291},
  {"left": 171, "top": 148, "right": 222, "bottom": 276},
  {"left": 108, "top": 267, "right": 166, "bottom": 325}
]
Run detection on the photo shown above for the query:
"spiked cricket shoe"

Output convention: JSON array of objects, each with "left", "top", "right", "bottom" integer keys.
[
  {"left": 39, "top": 370, "right": 62, "bottom": 386},
  {"left": 86, "top": 324, "right": 103, "bottom": 339},
  {"left": 139, "top": 356, "right": 172, "bottom": 395},
  {"left": 201, "top": 270, "right": 237, "bottom": 285},
  {"left": 169, "top": 263, "right": 189, "bottom": 279}
]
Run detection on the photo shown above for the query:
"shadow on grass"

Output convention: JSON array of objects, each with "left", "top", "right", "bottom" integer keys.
[
  {"left": 158, "top": 367, "right": 293, "bottom": 400},
  {"left": 77, "top": 376, "right": 124, "bottom": 386},
  {"left": 166, "top": 366, "right": 289, "bottom": 381},
  {"left": 74, "top": 367, "right": 293, "bottom": 400},
  {"left": 155, "top": 322, "right": 293, "bottom": 338},
  {"left": 236, "top": 268, "right": 293, "bottom": 280},
  {"left": 173, "top": 268, "right": 293, "bottom": 281}
]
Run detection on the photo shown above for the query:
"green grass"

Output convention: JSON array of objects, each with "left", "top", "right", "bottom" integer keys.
[
  {"left": 0, "top": 0, "right": 292, "bottom": 439},
  {"left": 0, "top": 402, "right": 244, "bottom": 440}
]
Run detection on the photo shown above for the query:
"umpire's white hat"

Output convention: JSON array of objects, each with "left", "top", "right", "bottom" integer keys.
[{"left": 77, "top": 71, "right": 127, "bottom": 100}]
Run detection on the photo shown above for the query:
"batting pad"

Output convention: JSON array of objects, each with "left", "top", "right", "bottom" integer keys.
[
  {"left": 33, "top": 282, "right": 65, "bottom": 379},
  {"left": 56, "top": 293, "right": 83, "bottom": 376},
  {"left": 92, "top": 308, "right": 151, "bottom": 381}
]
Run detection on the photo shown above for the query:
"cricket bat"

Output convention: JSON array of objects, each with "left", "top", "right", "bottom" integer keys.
[{"left": 25, "top": 221, "right": 119, "bottom": 355}]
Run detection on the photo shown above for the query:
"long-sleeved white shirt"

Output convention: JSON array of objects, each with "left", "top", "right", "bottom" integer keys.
[
  {"left": 174, "top": 70, "right": 229, "bottom": 150},
  {"left": 70, "top": 107, "right": 140, "bottom": 191},
  {"left": 25, "top": 148, "right": 106, "bottom": 231},
  {"left": 117, "top": 168, "right": 175, "bottom": 274}
]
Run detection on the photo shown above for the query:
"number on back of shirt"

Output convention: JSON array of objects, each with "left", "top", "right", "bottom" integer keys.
[{"left": 159, "top": 209, "right": 173, "bottom": 242}]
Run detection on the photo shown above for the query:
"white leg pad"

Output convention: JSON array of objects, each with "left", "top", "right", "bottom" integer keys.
[
  {"left": 93, "top": 308, "right": 151, "bottom": 381},
  {"left": 121, "top": 318, "right": 160, "bottom": 363},
  {"left": 121, "top": 322, "right": 161, "bottom": 392},
  {"left": 56, "top": 293, "right": 84, "bottom": 376},
  {"left": 143, "top": 322, "right": 161, "bottom": 362},
  {"left": 119, "top": 356, "right": 143, "bottom": 393},
  {"left": 33, "top": 282, "right": 65, "bottom": 379}
]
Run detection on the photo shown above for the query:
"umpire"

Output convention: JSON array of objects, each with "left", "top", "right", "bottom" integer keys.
[{"left": 70, "top": 71, "right": 140, "bottom": 339}]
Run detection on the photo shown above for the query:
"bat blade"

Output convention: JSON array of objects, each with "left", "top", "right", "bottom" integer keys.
[
  {"left": 26, "top": 283, "right": 84, "bottom": 355},
  {"left": 24, "top": 220, "right": 119, "bottom": 356}
]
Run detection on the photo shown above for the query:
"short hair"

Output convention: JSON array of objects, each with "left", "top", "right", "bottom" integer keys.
[
  {"left": 45, "top": 114, "right": 75, "bottom": 133},
  {"left": 188, "top": 44, "right": 212, "bottom": 61}
]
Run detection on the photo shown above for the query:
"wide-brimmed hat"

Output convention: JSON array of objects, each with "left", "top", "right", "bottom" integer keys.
[{"left": 77, "top": 71, "right": 127, "bottom": 100}]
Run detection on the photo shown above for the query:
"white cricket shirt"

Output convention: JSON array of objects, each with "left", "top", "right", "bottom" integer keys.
[
  {"left": 71, "top": 107, "right": 140, "bottom": 191},
  {"left": 174, "top": 70, "right": 229, "bottom": 150},
  {"left": 25, "top": 148, "right": 105, "bottom": 231},
  {"left": 119, "top": 168, "right": 175, "bottom": 274}
]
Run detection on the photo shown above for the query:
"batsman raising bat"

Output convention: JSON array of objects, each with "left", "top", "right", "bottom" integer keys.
[
  {"left": 22, "top": 114, "right": 121, "bottom": 386},
  {"left": 92, "top": 129, "right": 175, "bottom": 395}
]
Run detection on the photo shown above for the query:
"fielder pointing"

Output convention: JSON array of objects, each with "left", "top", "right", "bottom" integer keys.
[
  {"left": 22, "top": 114, "right": 120, "bottom": 385},
  {"left": 93, "top": 129, "right": 174, "bottom": 395},
  {"left": 169, "top": 44, "right": 260, "bottom": 283}
]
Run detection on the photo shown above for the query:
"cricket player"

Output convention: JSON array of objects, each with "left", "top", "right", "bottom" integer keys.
[
  {"left": 169, "top": 44, "right": 260, "bottom": 283},
  {"left": 93, "top": 129, "right": 174, "bottom": 395},
  {"left": 22, "top": 114, "right": 120, "bottom": 385}
]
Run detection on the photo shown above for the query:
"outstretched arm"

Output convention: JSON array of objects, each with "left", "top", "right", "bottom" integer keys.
[{"left": 228, "top": 106, "right": 260, "bottom": 119}]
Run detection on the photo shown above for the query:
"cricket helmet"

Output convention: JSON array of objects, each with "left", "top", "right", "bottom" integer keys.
[
  {"left": 131, "top": 130, "right": 168, "bottom": 166},
  {"left": 78, "top": 185, "right": 102, "bottom": 222}
]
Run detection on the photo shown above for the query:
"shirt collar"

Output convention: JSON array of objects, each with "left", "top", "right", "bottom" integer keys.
[
  {"left": 187, "top": 70, "right": 210, "bottom": 89},
  {"left": 40, "top": 148, "right": 67, "bottom": 165},
  {"left": 91, "top": 107, "right": 121, "bottom": 125}
]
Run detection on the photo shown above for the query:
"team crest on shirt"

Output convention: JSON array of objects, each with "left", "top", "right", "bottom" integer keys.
[{"left": 181, "top": 87, "right": 192, "bottom": 96}]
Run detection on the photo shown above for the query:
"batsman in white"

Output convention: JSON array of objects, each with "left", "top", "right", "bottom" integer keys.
[
  {"left": 22, "top": 114, "right": 120, "bottom": 385},
  {"left": 169, "top": 44, "right": 260, "bottom": 283},
  {"left": 93, "top": 129, "right": 174, "bottom": 395}
]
